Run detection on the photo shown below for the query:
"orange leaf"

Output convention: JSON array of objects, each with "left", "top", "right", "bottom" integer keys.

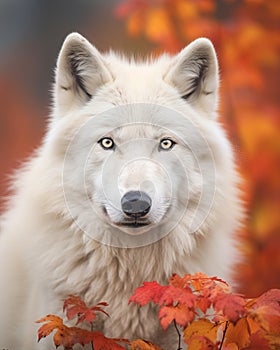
[
  {"left": 183, "top": 319, "right": 219, "bottom": 345},
  {"left": 191, "top": 273, "right": 229, "bottom": 296},
  {"left": 131, "top": 339, "right": 163, "bottom": 350},
  {"left": 249, "top": 305, "right": 280, "bottom": 334},
  {"left": 36, "top": 315, "right": 93, "bottom": 348},
  {"left": 36, "top": 315, "right": 64, "bottom": 340},
  {"left": 187, "top": 335, "right": 219, "bottom": 350},
  {"left": 158, "top": 303, "right": 195, "bottom": 330},
  {"left": 225, "top": 318, "right": 251, "bottom": 349},
  {"left": 37, "top": 315, "right": 128, "bottom": 349},
  {"left": 246, "top": 315, "right": 263, "bottom": 334},
  {"left": 169, "top": 273, "right": 192, "bottom": 288}
]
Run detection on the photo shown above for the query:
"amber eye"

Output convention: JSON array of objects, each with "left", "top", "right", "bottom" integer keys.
[
  {"left": 98, "top": 137, "right": 115, "bottom": 150},
  {"left": 159, "top": 138, "right": 176, "bottom": 151}
]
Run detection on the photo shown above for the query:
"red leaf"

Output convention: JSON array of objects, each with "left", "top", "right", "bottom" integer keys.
[
  {"left": 92, "top": 332, "right": 129, "bottom": 350},
  {"left": 129, "top": 281, "right": 167, "bottom": 306},
  {"left": 250, "top": 289, "right": 280, "bottom": 309},
  {"left": 158, "top": 285, "right": 196, "bottom": 307},
  {"left": 195, "top": 295, "right": 211, "bottom": 313},
  {"left": 213, "top": 293, "right": 247, "bottom": 323},
  {"left": 63, "top": 295, "right": 109, "bottom": 324}
]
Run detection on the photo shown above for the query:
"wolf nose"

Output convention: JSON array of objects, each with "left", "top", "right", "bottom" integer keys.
[{"left": 121, "top": 191, "right": 152, "bottom": 218}]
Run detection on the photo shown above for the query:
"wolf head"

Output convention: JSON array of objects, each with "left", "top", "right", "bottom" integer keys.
[{"left": 46, "top": 33, "right": 238, "bottom": 248}]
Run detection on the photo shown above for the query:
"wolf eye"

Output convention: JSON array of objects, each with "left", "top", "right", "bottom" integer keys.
[
  {"left": 159, "top": 138, "right": 176, "bottom": 151},
  {"left": 98, "top": 137, "right": 115, "bottom": 150}
]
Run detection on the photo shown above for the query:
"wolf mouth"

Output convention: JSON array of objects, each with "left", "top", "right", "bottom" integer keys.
[{"left": 118, "top": 221, "right": 151, "bottom": 228}]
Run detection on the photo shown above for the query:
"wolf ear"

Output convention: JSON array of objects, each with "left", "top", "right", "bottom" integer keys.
[
  {"left": 54, "top": 33, "right": 113, "bottom": 116},
  {"left": 164, "top": 38, "right": 219, "bottom": 115}
]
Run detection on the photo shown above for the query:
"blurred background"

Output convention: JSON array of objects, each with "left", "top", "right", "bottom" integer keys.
[{"left": 0, "top": 0, "right": 279, "bottom": 297}]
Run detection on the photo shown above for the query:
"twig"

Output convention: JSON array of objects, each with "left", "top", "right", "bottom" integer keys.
[
  {"left": 219, "top": 321, "right": 229, "bottom": 350},
  {"left": 173, "top": 320, "right": 182, "bottom": 350}
]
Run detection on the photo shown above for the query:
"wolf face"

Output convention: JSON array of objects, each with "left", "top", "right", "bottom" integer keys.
[{"left": 51, "top": 33, "right": 222, "bottom": 246}]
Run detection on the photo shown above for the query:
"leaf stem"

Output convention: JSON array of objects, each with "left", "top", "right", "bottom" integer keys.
[
  {"left": 219, "top": 321, "right": 229, "bottom": 350},
  {"left": 91, "top": 322, "right": 94, "bottom": 350},
  {"left": 173, "top": 320, "right": 182, "bottom": 350}
]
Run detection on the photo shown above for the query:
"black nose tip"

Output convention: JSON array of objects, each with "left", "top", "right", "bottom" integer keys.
[{"left": 121, "top": 191, "right": 152, "bottom": 218}]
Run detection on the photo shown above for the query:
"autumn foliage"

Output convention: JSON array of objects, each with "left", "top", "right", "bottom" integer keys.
[
  {"left": 37, "top": 298, "right": 129, "bottom": 350},
  {"left": 114, "top": 0, "right": 280, "bottom": 297},
  {"left": 37, "top": 273, "right": 280, "bottom": 350}
]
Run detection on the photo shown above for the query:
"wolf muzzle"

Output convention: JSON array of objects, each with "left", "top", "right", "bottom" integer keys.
[{"left": 121, "top": 191, "right": 152, "bottom": 218}]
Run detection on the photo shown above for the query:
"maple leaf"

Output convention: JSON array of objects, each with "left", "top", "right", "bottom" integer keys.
[
  {"left": 92, "top": 332, "right": 130, "bottom": 350},
  {"left": 195, "top": 295, "right": 211, "bottom": 313},
  {"left": 36, "top": 315, "right": 94, "bottom": 348},
  {"left": 248, "top": 305, "right": 280, "bottom": 334},
  {"left": 190, "top": 272, "right": 228, "bottom": 293},
  {"left": 169, "top": 273, "right": 192, "bottom": 289},
  {"left": 187, "top": 335, "right": 219, "bottom": 350},
  {"left": 250, "top": 289, "right": 280, "bottom": 309},
  {"left": 63, "top": 295, "right": 109, "bottom": 324},
  {"left": 158, "top": 303, "right": 195, "bottom": 330},
  {"left": 212, "top": 292, "right": 247, "bottom": 323},
  {"left": 224, "top": 318, "right": 251, "bottom": 349},
  {"left": 171, "top": 273, "right": 229, "bottom": 313},
  {"left": 247, "top": 289, "right": 280, "bottom": 336},
  {"left": 37, "top": 315, "right": 129, "bottom": 350},
  {"left": 130, "top": 276, "right": 197, "bottom": 331},
  {"left": 131, "top": 339, "right": 164, "bottom": 350},
  {"left": 183, "top": 319, "right": 219, "bottom": 345},
  {"left": 158, "top": 285, "right": 196, "bottom": 307},
  {"left": 129, "top": 281, "right": 167, "bottom": 306}
]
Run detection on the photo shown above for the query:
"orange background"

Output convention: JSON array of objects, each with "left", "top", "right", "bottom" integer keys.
[{"left": 0, "top": 0, "right": 279, "bottom": 297}]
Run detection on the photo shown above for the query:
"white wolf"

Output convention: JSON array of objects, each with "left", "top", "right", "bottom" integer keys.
[{"left": 0, "top": 33, "right": 242, "bottom": 349}]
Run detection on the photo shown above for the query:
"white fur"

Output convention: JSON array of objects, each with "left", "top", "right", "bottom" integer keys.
[{"left": 0, "top": 33, "right": 242, "bottom": 349}]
